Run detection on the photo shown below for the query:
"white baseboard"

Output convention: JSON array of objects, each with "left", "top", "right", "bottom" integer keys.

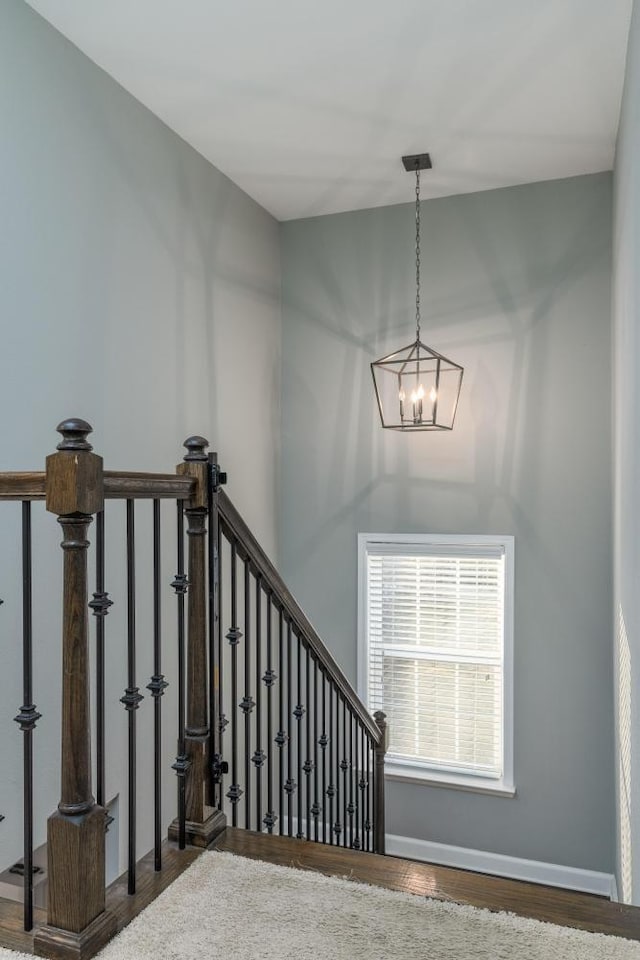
[{"left": 386, "top": 833, "right": 618, "bottom": 900}]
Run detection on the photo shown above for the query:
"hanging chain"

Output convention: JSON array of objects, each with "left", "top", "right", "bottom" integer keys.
[{"left": 415, "top": 165, "right": 421, "bottom": 342}]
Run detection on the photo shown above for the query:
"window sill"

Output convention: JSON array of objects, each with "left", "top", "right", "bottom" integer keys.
[{"left": 385, "top": 762, "right": 516, "bottom": 797}]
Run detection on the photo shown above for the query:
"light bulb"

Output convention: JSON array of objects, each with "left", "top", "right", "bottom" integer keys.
[
  {"left": 416, "top": 384, "right": 425, "bottom": 400},
  {"left": 429, "top": 386, "right": 437, "bottom": 402},
  {"left": 398, "top": 389, "right": 406, "bottom": 402}
]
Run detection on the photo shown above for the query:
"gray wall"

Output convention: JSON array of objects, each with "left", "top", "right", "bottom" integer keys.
[
  {"left": 0, "top": 0, "right": 280, "bottom": 876},
  {"left": 613, "top": 0, "right": 640, "bottom": 905},
  {"left": 280, "top": 174, "right": 614, "bottom": 873}
]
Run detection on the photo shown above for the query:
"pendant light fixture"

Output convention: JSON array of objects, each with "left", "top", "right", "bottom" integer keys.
[{"left": 371, "top": 154, "right": 463, "bottom": 431}]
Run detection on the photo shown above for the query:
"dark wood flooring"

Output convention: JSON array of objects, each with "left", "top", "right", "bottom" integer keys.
[{"left": 213, "top": 827, "right": 640, "bottom": 942}]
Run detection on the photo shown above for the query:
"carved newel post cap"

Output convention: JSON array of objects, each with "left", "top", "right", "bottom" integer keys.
[
  {"left": 183, "top": 435, "right": 209, "bottom": 462},
  {"left": 56, "top": 418, "right": 93, "bottom": 452},
  {"left": 373, "top": 710, "right": 388, "bottom": 754},
  {"left": 373, "top": 710, "right": 387, "bottom": 728}
]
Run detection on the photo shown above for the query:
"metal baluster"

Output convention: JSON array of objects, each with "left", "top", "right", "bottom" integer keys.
[
  {"left": 215, "top": 522, "right": 225, "bottom": 810},
  {"left": 147, "top": 500, "right": 167, "bottom": 871},
  {"left": 330, "top": 684, "right": 339, "bottom": 843},
  {"left": 208, "top": 463, "right": 216, "bottom": 807},
  {"left": 277, "top": 607, "right": 285, "bottom": 835},
  {"left": 321, "top": 669, "right": 327, "bottom": 844},
  {"left": 171, "top": 501, "right": 189, "bottom": 851},
  {"left": 295, "top": 633, "right": 303, "bottom": 838},
  {"left": 14, "top": 502, "right": 41, "bottom": 931},
  {"left": 341, "top": 698, "right": 348, "bottom": 847},
  {"left": 359, "top": 725, "right": 366, "bottom": 850},
  {"left": 90, "top": 510, "right": 112, "bottom": 816},
  {"left": 304, "top": 646, "right": 312, "bottom": 840},
  {"left": 365, "top": 735, "right": 371, "bottom": 852},
  {"left": 121, "top": 499, "right": 143, "bottom": 895},
  {"left": 254, "top": 575, "right": 264, "bottom": 831},
  {"left": 349, "top": 709, "right": 356, "bottom": 848},
  {"left": 312, "top": 658, "right": 319, "bottom": 842},
  {"left": 286, "top": 618, "right": 294, "bottom": 836},
  {"left": 242, "top": 559, "right": 252, "bottom": 830},
  {"left": 264, "top": 591, "right": 276, "bottom": 832},
  {"left": 226, "top": 541, "right": 242, "bottom": 823}
]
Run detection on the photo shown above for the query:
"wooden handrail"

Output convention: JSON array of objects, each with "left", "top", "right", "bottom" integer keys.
[
  {"left": 104, "top": 471, "right": 195, "bottom": 500},
  {"left": 217, "top": 489, "right": 382, "bottom": 746},
  {"left": 0, "top": 472, "right": 46, "bottom": 500},
  {"left": 0, "top": 471, "right": 195, "bottom": 502}
]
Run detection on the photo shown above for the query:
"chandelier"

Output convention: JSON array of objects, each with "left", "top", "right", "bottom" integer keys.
[{"left": 371, "top": 154, "right": 464, "bottom": 431}]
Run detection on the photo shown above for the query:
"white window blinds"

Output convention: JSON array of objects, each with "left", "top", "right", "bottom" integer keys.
[{"left": 365, "top": 544, "right": 506, "bottom": 779}]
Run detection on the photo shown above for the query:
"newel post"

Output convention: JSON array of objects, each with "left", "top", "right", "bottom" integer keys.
[
  {"left": 168, "top": 436, "right": 226, "bottom": 847},
  {"left": 373, "top": 710, "right": 388, "bottom": 855},
  {"left": 34, "top": 420, "right": 116, "bottom": 960}
]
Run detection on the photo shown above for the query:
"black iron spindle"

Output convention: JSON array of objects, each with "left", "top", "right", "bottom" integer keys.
[
  {"left": 14, "top": 501, "right": 41, "bottom": 932},
  {"left": 216, "top": 522, "right": 226, "bottom": 811},
  {"left": 321, "top": 669, "right": 327, "bottom": 844},
  {"left": 147, "top": 500, "right": 167, "bottom": 872},
  {"left": 312, "top": 658, "right": 319, "bottom": 842},
  {"left": 286, "top": 618, "right": 294, "bottom": 836},
  {"left": 365, "top": 734, "right": 371, "bottom": 852},
  {"left": 358, "top": 725, "right": 366, "bottom": 850},
  {"left": 295, "top": 632, "right": 303, "bottom": 838},
  {"left": 253, "top": 575, "right": 264, "bottom": 831},
  {"left": 171, "top": 501, "right": 189, "bottom": 851},
  {"left": 293, "top": 633, "right": 305, "bottom": 840},
  {"left": 89, "top": 510, "right": 112, "bottom": 815},
  {"left": 264, "top": 591, "right": 276, "bottom": 832},
  {"left": 242, "top": 559, "right": 252, "bottom": 830},
  {"left": 207, "top": 461, "right": 216, "bottom": 806},
  {"left": 226, "top": 541, "right": 242, "bottom": 823},
  {"left": 277, "top": 607, "right": 285, "bottom": 836},
  {"left": 330, "top": 683, "right": 338, "bottom": 843},
  {"left": 341, "top": 699, "right": 349, "bottom": 846},
  {"left": 208, "top": 452, "right": 227, "bottom": 812},
  {"left": 348, "top": 709, "right": 356, "bottom": 848},
  {"left": 304, "top": 646, "right": 312, "bottom": 840},
  {"left": 121, "top": 499, "right": 143, "bottom": 895}
]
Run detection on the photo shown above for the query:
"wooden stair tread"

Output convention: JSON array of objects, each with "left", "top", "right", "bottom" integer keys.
[{"left": 212, "top": 827, "right": 640, "bottom": 942}]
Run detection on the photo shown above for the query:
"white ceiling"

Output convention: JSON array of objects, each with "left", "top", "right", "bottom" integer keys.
[{"left": 26, "top": 0, "right": 632, "bottom": 221}]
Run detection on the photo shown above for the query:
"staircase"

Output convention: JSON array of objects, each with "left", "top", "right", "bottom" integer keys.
[{"left": 0, "top": 418, "right": 387, "bottom": 960}]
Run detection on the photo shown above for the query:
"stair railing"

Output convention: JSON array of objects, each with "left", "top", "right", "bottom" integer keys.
[
  {"left": 211, "top": 484, "right": 387, "bottom": 854},
  {"left": 0, "top": 420, "right": 225, "bottom": 959},
  {"left": 0, "top": 418, "right": 387, "bottom": 960}
]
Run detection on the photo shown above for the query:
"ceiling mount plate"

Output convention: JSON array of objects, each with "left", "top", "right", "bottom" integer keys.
[{"left": 402, "top": 153, "right": 432, "bottom": 172}]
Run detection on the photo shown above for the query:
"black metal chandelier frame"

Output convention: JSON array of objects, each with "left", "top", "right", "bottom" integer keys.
[{"left": 370, "top": 153, "right": 464, "bottom": 432}]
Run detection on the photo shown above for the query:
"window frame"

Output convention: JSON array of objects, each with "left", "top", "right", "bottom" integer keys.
[{"left": 357, "top": 532, "right": 515, "bottom": 797}]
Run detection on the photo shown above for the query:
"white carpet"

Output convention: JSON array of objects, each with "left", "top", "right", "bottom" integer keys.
[{"left": 2, "top": 851, "right": 639, "bottom": 960}]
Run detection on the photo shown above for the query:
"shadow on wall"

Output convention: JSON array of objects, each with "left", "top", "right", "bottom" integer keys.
[
  {"left": 283, "top": 185, "right": 609, "bottom": 614},
  {"left": 24, "top": 63, "right": 280, "bottom": 468}
]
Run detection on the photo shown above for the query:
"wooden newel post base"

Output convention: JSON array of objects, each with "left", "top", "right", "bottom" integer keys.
[
  {"left": 34, "top": 421, "right": 116, "bottom": 960},
  {"left": 168, "top": 436, "right": 226, "bottom": 848},
  {"left": 373, "top": 710, "right": 388, "bottom": 856}
]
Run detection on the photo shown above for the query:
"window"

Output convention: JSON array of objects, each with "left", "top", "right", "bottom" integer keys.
[{"left": 358, "top": 534, "right": 514, "bottom": 796}]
